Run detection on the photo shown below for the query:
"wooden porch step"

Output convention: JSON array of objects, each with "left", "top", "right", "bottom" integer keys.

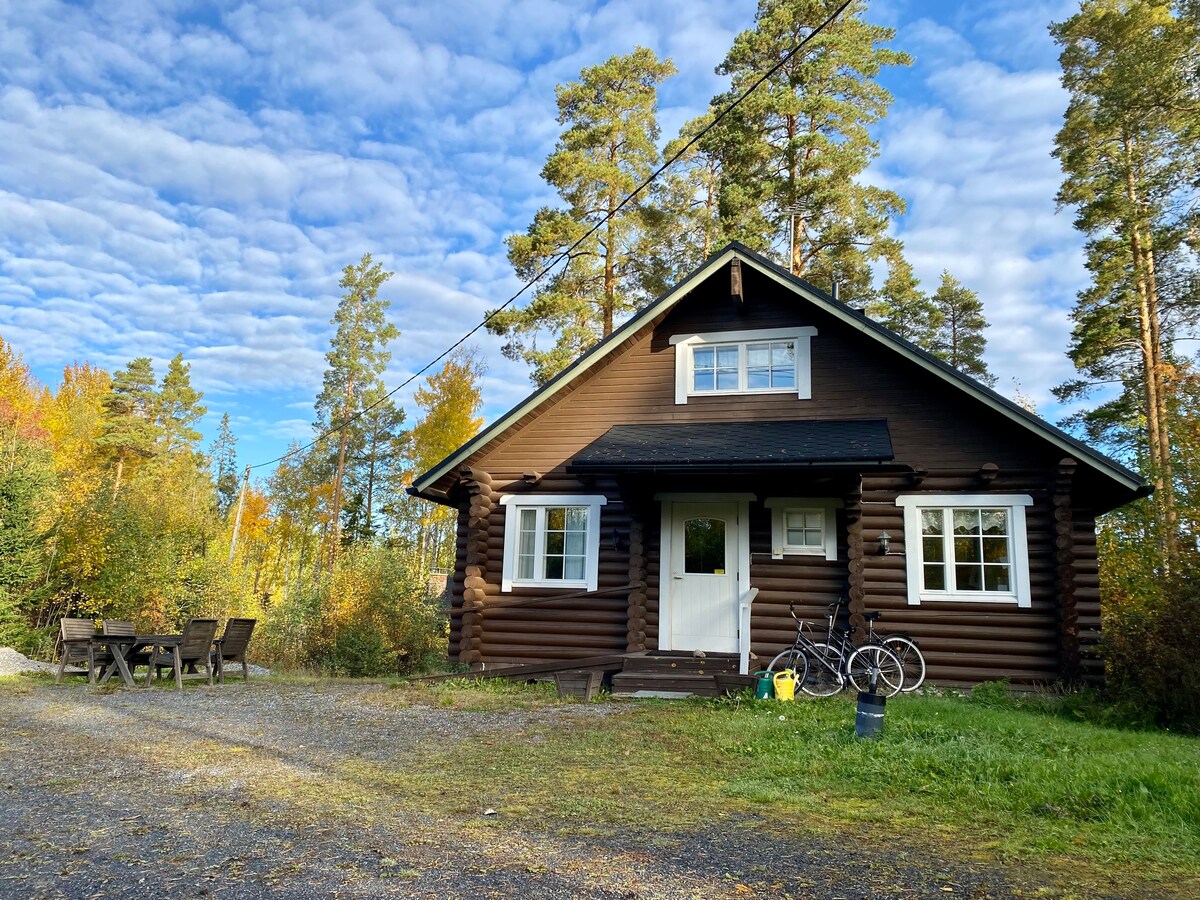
[
  {"left": 610, "top": 672, "right": 721, "bottom": 698},
  {"left": 620, "top": 654, "right": 740, "bottom": 677}
]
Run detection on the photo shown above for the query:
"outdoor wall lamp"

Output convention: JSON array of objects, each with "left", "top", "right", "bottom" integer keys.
[
  {"left": 878, "top": 531, "right": 891, "bottom": 555},
  {"left": 610, "top": 528, "right": 629, "bottom": 552}
]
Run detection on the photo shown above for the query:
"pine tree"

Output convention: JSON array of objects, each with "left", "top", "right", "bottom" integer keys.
[
  {"left": 344, "top": 386, "right": 406, "bottom": 544},
  {"left": 211, "top": 413, "right": 239, "bottom": 516},
  {"left": 866, "top": 258, "right": 942, "bottom": 347},
  {"left": 639, "top": 113, "right": 727, "bottom": 295},
  {"left": 930, "top": 271, "right": 993, "bottom": 385},
  {"left": 488, "top": 48, "right": 677, "bottom": 385},
  {"left": 96, "top": 358, "right": 158, "bottom": 499},
  {"left": 314, "top": 253, "right": 398, "bottom": 564},
  {"left": 1050, "top": 0, "right": 1200, "bottom": 566},
  {"left": 156, "top": 353, "right": 206, "bottom": 455},
  {"left": 712, "top": 0, "right": 911, "bottom": 299}
]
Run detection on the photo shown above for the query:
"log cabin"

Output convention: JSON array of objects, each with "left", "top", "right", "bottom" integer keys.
[{"left": 409, "top": 243, "right": 1149, "bottom": 692}]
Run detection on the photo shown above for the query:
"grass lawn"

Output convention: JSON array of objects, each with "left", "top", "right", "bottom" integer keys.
[{"left": 369, "top": 680, "right": 1200, "bottom": 885}]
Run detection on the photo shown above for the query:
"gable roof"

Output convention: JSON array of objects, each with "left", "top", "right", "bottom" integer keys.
[{"left": 411, "top": 242, "right": 1148, "bottom": 499}]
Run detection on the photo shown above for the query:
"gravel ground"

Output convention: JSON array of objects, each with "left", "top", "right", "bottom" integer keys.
[
  {"left": 0, "top": 681, "right": 1170, "bottom": 899},
  {"left": 0, "top": 649, "right": 55, "bottom": 676}
]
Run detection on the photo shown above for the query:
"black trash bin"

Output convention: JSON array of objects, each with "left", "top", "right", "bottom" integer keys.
[{"left": 855, "top": 691, "right": 886, "bottom": 739}]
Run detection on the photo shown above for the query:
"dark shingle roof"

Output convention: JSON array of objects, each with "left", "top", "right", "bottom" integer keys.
[{"left": 568, "top": 420, "right": 894, "bottom": 472}]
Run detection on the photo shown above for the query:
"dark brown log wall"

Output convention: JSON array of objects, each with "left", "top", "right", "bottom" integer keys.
[
  {"left": 1074, "top": 513, "right": 1102, "bottom": 684},
  {"left": 463, "top": 473, "right": 632, "bottom": 665},
  {"left": 858, "top": 471, "right": 1062, "bottom": 685}
]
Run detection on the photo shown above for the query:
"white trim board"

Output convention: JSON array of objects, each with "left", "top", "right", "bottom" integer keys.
[
  {"left": 499, "top": 494, "right": 607, "bottom": 593},
  {"left": 895, "top": 493, "right": 1033, "bottom": 608}
]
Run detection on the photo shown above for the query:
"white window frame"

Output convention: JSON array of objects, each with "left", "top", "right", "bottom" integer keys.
[
  {"left": 765, "top": 497, "right": 841, "bottom": 561},
  {"left": 896, "top": 494, "right": 1033, "bottom": 608},
  {"left": 499, "top": 494, "right": 607, "bottom": 592},
  {"left": 670, "top": 327, "right": 817, "bottom": 404}
]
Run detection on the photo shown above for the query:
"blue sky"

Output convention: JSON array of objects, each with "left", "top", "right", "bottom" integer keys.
[{"left": 0, "top": 0, "right": 1085, "bottom": 474}]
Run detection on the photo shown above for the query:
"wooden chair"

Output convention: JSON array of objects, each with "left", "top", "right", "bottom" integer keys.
[
  {"left": 147, "top": 618, "right": 219, "bottom": 689},
  {"left": 54, "top": 618, "right": 97, "bottom": 684},
  {"left": 101, "top": 620, "right": 150, "bottom": 677},
  {"left": 211, "top": 618, "right": 257, "bottom": 684}
]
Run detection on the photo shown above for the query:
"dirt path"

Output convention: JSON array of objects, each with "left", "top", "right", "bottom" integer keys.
[{"left": 0, "top": 682, "right": 1158, "bottom": 898}]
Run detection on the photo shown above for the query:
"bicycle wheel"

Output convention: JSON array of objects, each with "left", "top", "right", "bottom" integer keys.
[
  {"left": 846, "top": 644, "right": 904, "bottom": 697},
  {"left": 799, "top": 641, "right": 843, "bottom": 696},
  {"left": 882, "top": 635, "right": 925, "bottom": 692},
  {"left": 767, "top": 648, "right": 808, "bottom": 696}
]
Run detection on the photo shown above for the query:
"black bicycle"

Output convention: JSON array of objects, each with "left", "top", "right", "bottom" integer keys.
[{"left": 769, "top": 602, "right": 905, "bottom": 697}]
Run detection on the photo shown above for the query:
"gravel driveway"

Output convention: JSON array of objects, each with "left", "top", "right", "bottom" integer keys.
[{"left": 0, "top": 681, "right": 1165, "bottom": 899}]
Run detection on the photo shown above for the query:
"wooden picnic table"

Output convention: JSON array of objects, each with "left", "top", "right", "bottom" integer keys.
[{"left": 90, "top": 634, "right": 181, "bottom": 688}]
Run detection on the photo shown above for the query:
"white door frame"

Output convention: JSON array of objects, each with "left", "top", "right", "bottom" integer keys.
[{"left": 656, "top": 493, "right": 753, "bottom": 652}]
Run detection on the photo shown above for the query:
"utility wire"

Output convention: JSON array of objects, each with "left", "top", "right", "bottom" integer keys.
[{"left": 248, "top": 0, "right": 854, "bottom": 472}]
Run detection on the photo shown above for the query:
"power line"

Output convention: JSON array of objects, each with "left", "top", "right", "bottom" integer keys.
[{"left": 248, "top": 0, "right": 854, "bottom": 472}]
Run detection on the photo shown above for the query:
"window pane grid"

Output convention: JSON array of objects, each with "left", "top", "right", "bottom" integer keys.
[
  {"left": 512, "top": 504, "right": 590, "bottom": 585},
  {"left": 541, "top": 505, "right": 587, "bottom": 582},
  {"left": 919, "top": 507, "right": 1012, "bottom": 594},
  {"left": 783, "top": 508, "right": 823, "bottom": 548},
  {"left": 692, "top": 339, "right": 797, "bottom": 393}
]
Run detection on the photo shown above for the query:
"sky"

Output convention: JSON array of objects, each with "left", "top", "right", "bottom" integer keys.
[{"left": 0, "top": 0, "right": 1088, "bottom": 475}]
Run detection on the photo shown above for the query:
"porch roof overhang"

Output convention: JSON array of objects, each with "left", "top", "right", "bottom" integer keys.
[{"left": 567, "top": 419, "right": 896, "bottom": 474}]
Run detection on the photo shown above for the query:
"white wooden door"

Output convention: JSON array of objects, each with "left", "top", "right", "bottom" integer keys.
[{"left": 669, "top": 502, "right": 738, "bottom": 653}]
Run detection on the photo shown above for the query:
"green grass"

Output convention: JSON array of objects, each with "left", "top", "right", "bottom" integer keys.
[{"left": 363, "top": 685, "right": 1200, "bottom": 881}]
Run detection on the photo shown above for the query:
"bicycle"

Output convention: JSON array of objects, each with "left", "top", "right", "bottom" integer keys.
[
  {"left": 769, "top": 602, "right": 905, "bottom": 697},
  {"left": 872, "top": 623, "right": 926, "bottom": 693},
  {"left": 832, "top": 599, "right": 926, "bottom": 693}
]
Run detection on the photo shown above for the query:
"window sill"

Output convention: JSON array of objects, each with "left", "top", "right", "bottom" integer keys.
[
  {"left": 913, "top": 593, "right": 1025, "bottom": 606},
  {"left": 687, "top": 387, "right": 801, "bottom": 399},
  {"left": 509, "top": 579, "right": 589, "bottom": 591},
  {"left": 776, "top": 546, "right": 826, "bottom": 556}
]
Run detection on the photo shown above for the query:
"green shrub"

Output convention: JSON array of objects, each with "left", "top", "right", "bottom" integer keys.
[
  {"left": 327, "top": 617, "right": 391, "bottom": 677},
  {"left": 257, "top": 546, "right": 447, "bottom": 676},
  {"left": 1103, "top": 570, "right": 1200, "bottom": 734}
]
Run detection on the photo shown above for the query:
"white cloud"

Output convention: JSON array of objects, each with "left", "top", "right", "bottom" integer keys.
[{"left": 0, "top": 0, "right": 1107, "bottom": 460}]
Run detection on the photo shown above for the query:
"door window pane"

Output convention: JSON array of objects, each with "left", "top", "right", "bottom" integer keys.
[{"left": 684, "top": 518, "right": 726, "bottom": 574}]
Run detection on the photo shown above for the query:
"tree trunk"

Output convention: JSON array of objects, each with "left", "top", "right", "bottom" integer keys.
[
  {"left": 364, "top": 429, "right": 378, "bottom": 540},
  {"left": 111, "top": 451, "right": 125, "bottom": 501},
  {"left": 1123, "top": 132, "right": 1176, "bottom": 567}
]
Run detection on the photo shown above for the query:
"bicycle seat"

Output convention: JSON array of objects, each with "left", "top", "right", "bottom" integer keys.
[{"left": 863, "top": 611, "right": 882, "bottom": 621}]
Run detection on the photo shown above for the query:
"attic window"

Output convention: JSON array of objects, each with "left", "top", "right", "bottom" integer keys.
[{"left": 670, "top": 327, "right": 817, "bottom": 405}]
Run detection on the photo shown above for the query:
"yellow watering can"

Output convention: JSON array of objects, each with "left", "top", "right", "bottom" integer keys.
[{"left": 773, "top": 669, "right": 798, "bottom": 702}]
